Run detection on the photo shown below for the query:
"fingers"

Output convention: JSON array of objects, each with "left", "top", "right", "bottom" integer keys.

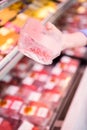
[
  {"left": 45, "top": 22, "right": 53, "bottom": 30},
  {"left": 45, "top": 22, "right": 62, "bottom": 35}
]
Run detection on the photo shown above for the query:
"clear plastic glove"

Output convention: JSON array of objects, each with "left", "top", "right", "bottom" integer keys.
[{"left": 18, "top": 18, "right": 64, "bottom": 65}]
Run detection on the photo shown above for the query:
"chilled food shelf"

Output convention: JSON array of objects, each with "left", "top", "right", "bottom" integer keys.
[
  {"left": 0, "top": 55, "right": 81, "bottom": 130},
  {"left": 0, "top": 0, "right": 20, "bottom": 10},
  {"left": 0, "top": 0, "right": 76, "bottom": 80}
]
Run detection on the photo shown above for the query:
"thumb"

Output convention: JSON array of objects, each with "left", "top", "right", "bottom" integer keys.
[{"left": 45, "top": 22, "right": 62, "bottom": 34}]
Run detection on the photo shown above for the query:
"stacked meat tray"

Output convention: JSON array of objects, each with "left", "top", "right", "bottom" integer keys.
[{"left": 0, "top": 0, "right": 87, "bottom": 130}]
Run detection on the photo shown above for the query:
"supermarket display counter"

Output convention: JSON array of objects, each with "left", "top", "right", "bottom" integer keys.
[{"left": 0, "top": 0, "right": 87, "bottom": 130}]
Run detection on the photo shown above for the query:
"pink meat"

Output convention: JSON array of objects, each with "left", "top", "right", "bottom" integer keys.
[
  {"left": 18, "top": 18, "right": 59, "bottom": 65},
  {"left": 21, "top": 18, "right": 45, "bottom": 41},
  {"left": 0, "top": 121, "right": 12, "bottom": 130}
]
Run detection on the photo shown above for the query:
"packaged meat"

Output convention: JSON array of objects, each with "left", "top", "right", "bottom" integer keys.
[
  {"left": 0, "top": 116, "right": 20, "bottom": 130},
  {"left": 18, "top": 18, "right": 61, "bottom": 65},
  {"left": 42, "top": 90, "right": 61, "bottom": 108},
  {"left": 16, "top": 85, "right": 42, "bottom": 103},
  {"left": 20, "top": 101, "right": 52, "bottom": 126},
  {"left": 0, "top": 96, "right": 23, "bottom": 118}
]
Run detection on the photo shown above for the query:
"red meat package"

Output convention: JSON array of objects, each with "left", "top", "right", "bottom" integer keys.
[{"left": 18, "top": 18, "right": 60, "bottom": 65}]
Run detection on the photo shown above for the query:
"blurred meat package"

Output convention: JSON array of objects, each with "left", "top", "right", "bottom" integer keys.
[{"left": 18, "top": 18, "right": 60, "bottom": 65}]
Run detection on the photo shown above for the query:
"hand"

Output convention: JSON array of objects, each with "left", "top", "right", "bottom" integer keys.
[
  {"left": 45, "top": 22, "right": 87, "bottom": 55},
  {"left": 44, "top": 22, "right": 64, "bottom": 57}
]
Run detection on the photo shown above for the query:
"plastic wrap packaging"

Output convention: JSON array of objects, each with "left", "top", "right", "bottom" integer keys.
[{"left": 18, "top": 18, "right": 61, "bottom": 65}]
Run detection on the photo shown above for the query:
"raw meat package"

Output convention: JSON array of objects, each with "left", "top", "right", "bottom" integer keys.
[
  {"left": 0, "top": 116, "right": 20, "bottom": 130},
  {"left": 18, "top": 18, "right": 60, "bottom": 65},
  {"left": 19, "top": 101, "right": 53, "bottom": 126}
]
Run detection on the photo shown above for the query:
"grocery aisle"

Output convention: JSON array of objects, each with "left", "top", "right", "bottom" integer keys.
[{"left": 0, "top": 0, "right": 87, "bottom": 130}]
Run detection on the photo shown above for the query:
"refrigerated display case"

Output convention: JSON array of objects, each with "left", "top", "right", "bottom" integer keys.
[
  {"left": 0, "top": 54, "right": 83, "bottom": 130},
  {"left": 0, "top": 0, "right": 87, "bottom": 130}
]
